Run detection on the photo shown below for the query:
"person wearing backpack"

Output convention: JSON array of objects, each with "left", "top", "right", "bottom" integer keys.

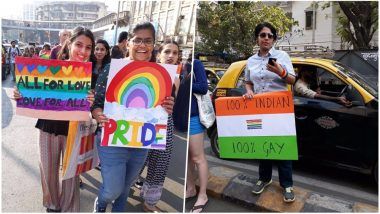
[{"left": 8, "top": 40, "right": 21, "bottom": 82}]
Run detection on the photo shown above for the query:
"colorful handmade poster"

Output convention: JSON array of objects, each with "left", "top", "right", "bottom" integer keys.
[
  {"left": 62, "top": 119, "right": 99, "bottom": 180},
  {"left": 101, "top": 59, "right": 177, "bottom": 150},
  {"left": 215, "top": 91, "right": 298, "bottom": 160},
  {"left": 15, "top": 57, "right": 92, "bottom": 121}
]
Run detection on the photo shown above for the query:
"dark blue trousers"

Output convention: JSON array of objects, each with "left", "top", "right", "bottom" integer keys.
[{"left": 259, "top": 160, "right": 293, "bottom": 188}]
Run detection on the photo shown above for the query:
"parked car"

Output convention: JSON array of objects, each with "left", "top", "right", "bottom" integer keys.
[{"left": 208, "top": 58, "right": 378, "bottom": 181}]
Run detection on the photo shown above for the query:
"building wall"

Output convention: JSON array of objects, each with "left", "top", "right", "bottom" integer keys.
[
  {"left": 278, "top": 1, "right": 378, "bottom": 50},
  {"left": 35, "top": 1, "right": 107, "bottom": 21}
]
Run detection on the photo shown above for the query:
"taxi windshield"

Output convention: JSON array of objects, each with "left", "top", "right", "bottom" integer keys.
[{"left": 333, "top": 62, "right": 378, "bottom": 98}]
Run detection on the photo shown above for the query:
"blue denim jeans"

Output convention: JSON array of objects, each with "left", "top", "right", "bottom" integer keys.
[
  {"left": 96, "top": 134, "right": 148, "bottom": 212},
  {"left": 259, "top": 160, "right": 293, "bottom": 188}
]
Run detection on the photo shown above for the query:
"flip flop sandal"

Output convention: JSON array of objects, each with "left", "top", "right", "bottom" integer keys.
[{"left": 190, "top": 200, "right": 209, "bottom": 213}]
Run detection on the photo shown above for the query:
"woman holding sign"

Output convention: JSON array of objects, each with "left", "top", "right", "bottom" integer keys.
[
  {"left": 186, "top": 59, "right": 209, "bottom": 213},
  {"left": 134, "top": 39, "right": 180, "bottom": 212},
  {"left": 91, "top": 22, "right": 175, "bottom": 212},
  {"left": 243, "top": 22, "right": 296, "bottom": 203},
  {"left": 13, "top": 26, "right": 95, "bottom": 212}
]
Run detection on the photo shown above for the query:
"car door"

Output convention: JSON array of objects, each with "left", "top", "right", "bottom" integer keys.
[{"left": 294, "top": 64, "right": 374, "bottom": 168}]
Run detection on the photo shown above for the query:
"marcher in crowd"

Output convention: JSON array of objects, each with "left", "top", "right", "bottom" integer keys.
[
  {"left": 50, "top": 29, "right": 72, "bottom": 60},
  {"left": 22, "top": 47, "right": 30, "bottom": 57},
  {"left": 91, "top": 22, "right": 175, "bottom": 212},
  {"left": 14, "top": 26, "right": 95, "bottom": 212},
  {"left": 29, "top": 46, "right": 39, "bottom": 58},
  {"left": 91, "top": 39, "right": 111, "bottom": 89},
  {"left": 243, "top": 22, "right": 296, "bottom": 202},
  {"left": 8, "top": 40, "right": 21, "bottom": 81},
  {"left": 39, "top": 43, "right": 51, "bottom": 59},
  {"left": 186, "top": 59, "right": 209, "bottom": 213},
  {"left": 111, "top": 31, "right": 128, "bottom": 59},
  {"left": 294, "top": 69, "right": 352, "bottom": 107},
  {"left": 137, "top": 39, "right": 181, "bottom": 212}
]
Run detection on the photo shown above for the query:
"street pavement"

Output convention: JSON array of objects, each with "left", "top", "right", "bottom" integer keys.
[
  {"left": 184, "top": 136, "right": 378, "bottom": 212},
  {"left": 1, "top": 75, "right": 187, "bottom": 212}
]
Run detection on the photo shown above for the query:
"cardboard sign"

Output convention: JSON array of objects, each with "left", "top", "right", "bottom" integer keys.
[
  {"left": 215, "top": 91, "right": 298, "bottom": 160},
  {"left": 15, "top": 57, "right": 92, "bottom": 121},
  {"left": 101, "top": 59, "right": 177, "bottom": 149},
  {"left": 62, "top": 119, "right": 99, "bottom": 180}
]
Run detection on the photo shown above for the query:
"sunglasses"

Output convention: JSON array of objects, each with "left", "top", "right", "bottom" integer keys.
[{"left": 259, "top": 32, "right": 274, "bottom": 39}]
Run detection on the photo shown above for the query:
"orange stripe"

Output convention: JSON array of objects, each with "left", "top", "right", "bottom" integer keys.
[{"left": 215, "top": 91, "right": 294, "bottom": 116}]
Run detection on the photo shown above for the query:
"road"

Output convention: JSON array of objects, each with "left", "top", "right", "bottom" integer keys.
[{"left": 1, "top": 76, "right": 187, "bottom": 212}]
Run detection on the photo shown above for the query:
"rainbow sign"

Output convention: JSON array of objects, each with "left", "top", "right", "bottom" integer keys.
[
  {"left": 101, "top": 59, "right": 178, "bottom": 150},
  {"left": 15, "top": 57, "right": 92, "bottom": 121}
]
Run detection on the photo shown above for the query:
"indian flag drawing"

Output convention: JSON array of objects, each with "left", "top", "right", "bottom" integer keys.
[{"left": 215, "top": 91, "right": 298, "bottom": 160}]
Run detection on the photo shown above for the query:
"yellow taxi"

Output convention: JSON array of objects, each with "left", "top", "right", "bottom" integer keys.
[{"left": 208, "top": 58, "right": 378, "bottom": 181}]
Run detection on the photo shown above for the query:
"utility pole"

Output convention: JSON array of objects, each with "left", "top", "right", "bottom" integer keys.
[
  {"left": 114, "top": 1, "right": 121, "bottom": 46},
  {"left": 312, "top": 1, "right": 317, "bottom": 44}
]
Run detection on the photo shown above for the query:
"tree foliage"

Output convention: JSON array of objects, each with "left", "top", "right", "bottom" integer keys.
[
  {"left": 196, "top": 1, "right": 294, "bottom": 62},
  {"left": 323, "top": 1, "right": 378, "bottom": 50}
]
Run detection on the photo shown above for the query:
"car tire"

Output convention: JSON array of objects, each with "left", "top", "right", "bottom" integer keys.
[
  {"left": 210, "top": 128, "right": 221, "bottom": 158},
  {"left": 373, "top": 161, "right": 378, "bottom": 184}
]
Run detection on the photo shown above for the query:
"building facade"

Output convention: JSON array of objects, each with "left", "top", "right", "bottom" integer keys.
[
  {"left": 35, "top": 1, "right": 107, "bottom": 21},
  {"left": 124, "top": 1, "right": 195, "bottom": 47},
  {"left": 273, "top": 1, "right": 378, "bottom": 50}
]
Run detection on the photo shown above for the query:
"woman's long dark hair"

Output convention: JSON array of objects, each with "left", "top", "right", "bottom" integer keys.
[
  {"left": 157, "top": 38, "right": 181, "bottom": 64},
  {"left": 95, "top": 39, "right": 111, "bottom": 69},
  {"left": 57, "top": 26, "right": 95, "bottom": 61}
]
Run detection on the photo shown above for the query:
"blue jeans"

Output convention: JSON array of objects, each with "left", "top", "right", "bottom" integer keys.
[
  {"left": 96, "top": 134, "right": 148, "bottom": 212},
  {"left": 10, "top": 63, "right": 15, "bottom": 81},
  {"left": 259, "top": 160, "right": 293, "bottom": 188}
]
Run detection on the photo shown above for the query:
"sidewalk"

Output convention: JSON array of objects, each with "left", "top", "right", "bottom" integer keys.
[{"left": 202, "top": 166, "right": 378, "bottom": 212}]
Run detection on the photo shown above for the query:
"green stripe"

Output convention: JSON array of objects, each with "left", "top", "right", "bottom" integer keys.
[{"left": 219, "top": 136, "right": 298, "bottom": 160}]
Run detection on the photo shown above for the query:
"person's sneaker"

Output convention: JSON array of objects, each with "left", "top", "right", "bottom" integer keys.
[
  {"left": 134, "top": 179, "right": 144, "bottom": 189},
  {"left": 93, "top": 197, "right": 106, "bottom": 213},
  {"left": 251, "top": 179, "right": 272, "bottom": 194},
  {"left": 283, "top": 187, "right": 295, "bottom": 202}
]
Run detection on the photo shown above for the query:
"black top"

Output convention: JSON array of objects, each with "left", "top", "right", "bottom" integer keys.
[
  {"left": 35, "top": 119, "right": 69, "bottom": 136},
  {"left": 111, "top": 46, "right": 125, "bottom": 59}
]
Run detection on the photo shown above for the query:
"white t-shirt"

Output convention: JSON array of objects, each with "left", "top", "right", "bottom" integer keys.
[
  {"left": 9, "top": 47, "right": 20, "bottom": 63},
  {"left": 294, "top": 79, "right": 317, "bottom": 98}
]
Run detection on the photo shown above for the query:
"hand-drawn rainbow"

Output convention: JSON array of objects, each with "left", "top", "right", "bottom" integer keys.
[{"left": 105, "top": 61, "right": 172, "bottom": 108}]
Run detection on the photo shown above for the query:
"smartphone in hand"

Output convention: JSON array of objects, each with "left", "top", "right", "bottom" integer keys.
[{"left": 268, "top": 58, "right": 277, "bottom": 66}]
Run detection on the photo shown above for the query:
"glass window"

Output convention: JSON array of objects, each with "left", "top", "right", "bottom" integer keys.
[
  {"left": 305, "top": 10, "right": 316, "bottom": 30},
  {"left": 166, "top": 10, "right": 174, "bottom": 35}
]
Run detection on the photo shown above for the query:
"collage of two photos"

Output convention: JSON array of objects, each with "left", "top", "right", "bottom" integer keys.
[{"left": 1, "top": 0, "right": 378, "bottom": 213}]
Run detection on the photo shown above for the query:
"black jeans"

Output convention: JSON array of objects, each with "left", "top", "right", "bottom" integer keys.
[{"left": 259, "top": 160, "right": 293, "bottom": 188}]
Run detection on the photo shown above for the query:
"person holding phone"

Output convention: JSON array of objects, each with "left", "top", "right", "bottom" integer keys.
[{"left": 243, "top": 22, "right": 296, "bottom": 203}]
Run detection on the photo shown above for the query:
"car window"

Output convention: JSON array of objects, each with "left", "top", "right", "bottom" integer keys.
[{"left": 317, "top": 67, "right": 347, "bottom": 96}]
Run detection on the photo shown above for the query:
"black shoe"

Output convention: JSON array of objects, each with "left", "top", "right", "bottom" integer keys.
[
  {"left": 46, "top": 208, "right": 61, "bottom": 212},
  {"left": 251, "top": 179, "right": 272, "bottom": 194},
  {"left": 79, "top": 177, "right": 84, "bottom": 188},
  {"left": 283, "top": 187, "right": 295, "bottom": 202},
  {"left": 95, "top": 163, "right": 101, "bottom": 171},
  {"left": 93, "top": 197, "right": 106, "bottom": 213},
  {"left": 134, "top": 179, "right": 143, "bottom": 189}
]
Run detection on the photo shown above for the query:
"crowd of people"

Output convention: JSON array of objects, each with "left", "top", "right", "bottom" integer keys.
[{"left": 11, "top": 22, "right": 194, "bottom": 213}]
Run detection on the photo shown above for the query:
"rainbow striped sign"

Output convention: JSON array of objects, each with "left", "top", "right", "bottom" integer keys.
[
  {"left": 15, "top": 57, "right": 92, "bottom": 121},
  {"left": 215, "top": 91, "right": 298, "bottom": 160},
  {"left": 101, "top": 59, "right": 177, "bottom": 149}
]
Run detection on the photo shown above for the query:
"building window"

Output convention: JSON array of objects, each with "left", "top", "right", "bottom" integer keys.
[
  {"left": 160, "top": 1, "right": 167, "bottom": 10},
  {"left": 305, "top": 10, "right": 316, "bottom": 30}
]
